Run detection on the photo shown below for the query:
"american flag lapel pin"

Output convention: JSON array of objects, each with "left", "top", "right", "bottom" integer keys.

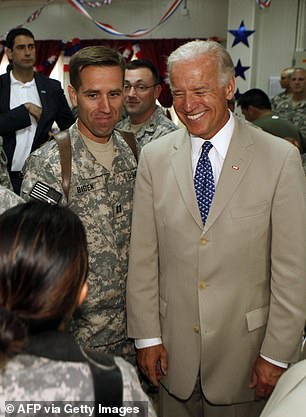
[{"left": 231, "top": 165, "right": 240, "bottom": 171}]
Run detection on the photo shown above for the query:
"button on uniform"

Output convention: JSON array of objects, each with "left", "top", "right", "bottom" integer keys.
[{"left": 200, "top": 237, "right": 208, "bottom": 246}]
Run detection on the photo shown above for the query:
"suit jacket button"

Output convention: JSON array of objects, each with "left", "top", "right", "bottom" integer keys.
[
  {"left": 193, "top": 325, "right": 200, "bottom": 334},
  {"left": 199, "top": 281, "right": 208, "bottom": 289},
  {"left": 200, "top": 237, "right": 208, "bottom": 245}
]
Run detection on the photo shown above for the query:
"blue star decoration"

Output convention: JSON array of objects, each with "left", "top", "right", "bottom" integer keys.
[
  {"left": 229, "top": 20, "right": 255, "bottom": 47},
  {"left": 235, "top": 59, "right": 250, "bottom": 80}
]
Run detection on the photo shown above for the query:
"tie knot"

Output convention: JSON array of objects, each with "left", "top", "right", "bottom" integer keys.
[{"left": 201, "top": 141, "right": 213, "bottom": 157}]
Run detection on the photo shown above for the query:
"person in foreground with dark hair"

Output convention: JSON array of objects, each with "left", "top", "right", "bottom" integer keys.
[
  {"left": 0, "top": 27, "right": 74, "bottom": 194},
  {"left": 117, "top": 59, "right": 178, "bottom": 150},
  {"left": 0, "top": 201, "right": 156, "bottom": 416}
]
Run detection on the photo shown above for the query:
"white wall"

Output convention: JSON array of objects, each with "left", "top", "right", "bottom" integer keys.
[{"left": 253, "top": 0, "right": 301, "bottom": 92}]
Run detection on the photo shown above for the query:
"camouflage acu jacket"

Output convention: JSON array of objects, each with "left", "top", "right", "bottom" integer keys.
[
  {"left": 0, "top": 331, "right": 156, "bottom": 417},
  {"left": 272, "top": 95, "right": 306, "bottom": 147},
  {"left": 21, "top": 124, "right": 137, "bottom": 351},
  {"left": 0, "top": 137, "right": 13, "bottom": 190},
  {"left": 0, "top": 186, "right": 24, "bottom": 215},
  {"left": 117, "top": 106, "right": 178, "bottom": 150}
]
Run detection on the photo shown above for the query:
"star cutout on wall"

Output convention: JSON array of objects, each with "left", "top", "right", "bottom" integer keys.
[
  {"left": 235, "top": 59, "right": 250, "bottom": 80},
  {"left": 228, "top": 20, "right": 255, "bottom": 47}
]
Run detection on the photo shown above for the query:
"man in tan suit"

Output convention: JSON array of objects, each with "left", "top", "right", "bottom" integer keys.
[{"left": 126, "top": 40, "right": 306, "bottom": 417}]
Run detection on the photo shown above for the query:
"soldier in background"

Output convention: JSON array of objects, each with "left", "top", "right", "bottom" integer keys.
[
  {"left": 272, "top": 68, "right": 306, "bottom": 151},
  {"left": 21, "top": 46, "right": 137, "bottom": 362},
  {"left": 271, "top": 67, "right": 295, "bottom": 111},
  {"left": 0, "top": 136, "right": 13, "bottom": 190},
  {"left": 117, "top": 59, "right": 178, "bottom": 150}
]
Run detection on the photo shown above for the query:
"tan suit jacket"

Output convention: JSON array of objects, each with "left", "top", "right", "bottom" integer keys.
[
  {"left": 260, "top": 360, "right": 306, "bottom": 417},
  {"left": 127, "top": 117, "right": 306, "bottom": 404}
]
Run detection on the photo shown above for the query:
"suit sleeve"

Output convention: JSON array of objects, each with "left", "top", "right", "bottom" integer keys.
[
  {"left": 0, "top": 105, "right": 31, "bottom": 136},
  {"left": 126, "top": 148, "right": 161, "bottom": 339},
  {"left": 261, "top": 146, "right": 306, "bottom": 363},
  {"left": 52, "top": 81, "right": 75, "bottom": 130}
]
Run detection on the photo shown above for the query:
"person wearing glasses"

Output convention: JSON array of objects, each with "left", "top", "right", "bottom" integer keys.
[{"left": 117, "top": 59, "right": 178, "bottom": 150}]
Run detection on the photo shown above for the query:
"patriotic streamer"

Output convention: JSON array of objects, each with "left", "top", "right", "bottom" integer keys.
[
  {"left": 20, "top": 0, "right": 55, "bottom": 26},
  {"left": 256, "top": 0, "right": 272, "bottom": 9},
  {"left": 0, "top": 0, "right": 54, "bottom": 40},
  {"left": 67, "top": 0, "right": 184, "bottom": 37},
  {"left": 79, "top": 0, "right": 112, "bottom": 7}
]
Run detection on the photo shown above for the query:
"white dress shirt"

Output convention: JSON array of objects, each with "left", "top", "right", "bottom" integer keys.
[{"left": 10, "top": 72, "right": 41, "bottom": 171}]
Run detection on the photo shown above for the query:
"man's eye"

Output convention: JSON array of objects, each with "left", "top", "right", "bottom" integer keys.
[{"left": 87, "top": 93, "right": 97, "bottom": 99}]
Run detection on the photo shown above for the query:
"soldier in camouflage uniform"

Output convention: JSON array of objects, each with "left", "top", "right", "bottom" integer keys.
[
  {"left": 273, "top": 68, "right": 306, "bottom": 152},
  {"left": 271, "top": 67, "right": 294, "bottom": 112},
  {"left": 0, "top": 136, "right": 13, "bottom": 190},
  {"left": 0, "top": 202, "right": 156, "bottom": 416},
  {"left": 0, "top": 185, "right": 24, "bottom": 215},
  {"left": 21, "top": 46, "right": 137, "bottom": 362},
  {"left": 117, "top": 59, "right": 178, "bottom": 150}
]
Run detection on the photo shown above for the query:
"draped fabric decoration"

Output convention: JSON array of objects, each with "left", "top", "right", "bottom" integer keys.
[
  {"left": 256, "top": 0, "right": 272, "bottom": 8},
  {"left": 63, "top": 38, "right": 82, "bottom": 72},
  {"left": 35, "top": 40, "right": 62, "bottom": 76},
  {"left": 67, "top": 0, "right": 184, "bottom": 37},
  {"left": 79, "top": 0, "right": 112, "bottom": 6}
]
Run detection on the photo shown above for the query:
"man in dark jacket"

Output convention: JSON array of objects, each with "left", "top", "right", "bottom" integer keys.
[{"left": 0, "top": 27, "right": 74, "bottom": 193}]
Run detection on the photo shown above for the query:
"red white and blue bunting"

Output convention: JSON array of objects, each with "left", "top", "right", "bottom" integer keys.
[
  {"left": 67, "top": 0, "right": 184, "bottom": 37},
  {"left": 256, "top": 0, "right": 272, "bottom": 9}
]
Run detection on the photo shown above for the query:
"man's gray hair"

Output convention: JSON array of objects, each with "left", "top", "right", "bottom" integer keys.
[{"left": 167, "top": 40, "right": 234, "bottom": 87}]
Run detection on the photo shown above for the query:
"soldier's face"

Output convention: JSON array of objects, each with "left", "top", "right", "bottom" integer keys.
[
  {"left": 123, "top": 68, "right": 161, "bottom": 121},
  {"left": 290, "top": 70, "right": 306, "bottom": 95},
  {"left": 69, "top": 65, "right": 124, "bottom": 143}
]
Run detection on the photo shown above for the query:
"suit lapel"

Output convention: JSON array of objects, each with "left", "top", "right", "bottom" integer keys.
[
  {"left": 34, "top": 73, "right": 47, "bottom": 141},
  {"left": 204, "top": 118, "right": 255, "bottom": 232},
  {"left": 171, "top": 128, "right": 203, "bottom": 229}
]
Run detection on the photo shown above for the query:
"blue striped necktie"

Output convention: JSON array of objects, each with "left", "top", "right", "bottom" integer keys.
[{"left": 194, "top": 141, "right": 215, "bottom": 225}]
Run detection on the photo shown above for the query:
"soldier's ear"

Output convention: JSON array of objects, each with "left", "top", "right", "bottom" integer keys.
[
  {"left": 68, "top": 84, "right": 78, "bottom": 108},
  {"left": 78, "top": 282, "right": 88, "bottom": 306}
]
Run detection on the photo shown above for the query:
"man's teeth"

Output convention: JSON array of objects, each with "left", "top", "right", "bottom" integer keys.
[{"left": 187, "top": 112, "right": 205, "bottom": 120}]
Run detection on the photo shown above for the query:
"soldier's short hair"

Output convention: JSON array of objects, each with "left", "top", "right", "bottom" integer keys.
[
  {"left": 126, "top": 59, "right": 160, "bottom": 84},
  {"left": 69, "top": 45, "right": 126, "bottom": 90}
]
